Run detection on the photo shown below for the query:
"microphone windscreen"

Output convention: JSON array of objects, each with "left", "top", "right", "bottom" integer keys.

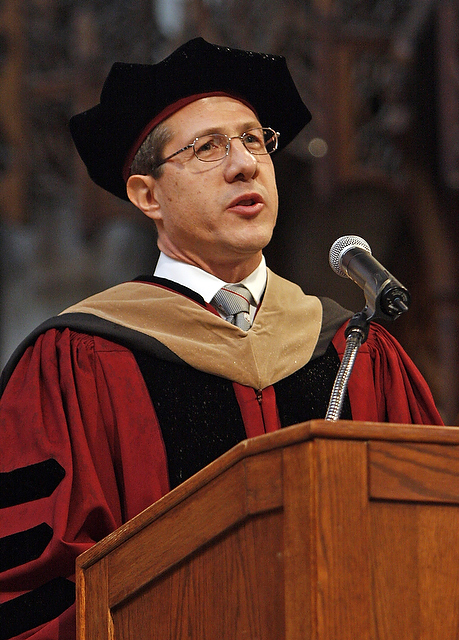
[{"left": 329, "top": 235, "right": 372, "bottom": 278}]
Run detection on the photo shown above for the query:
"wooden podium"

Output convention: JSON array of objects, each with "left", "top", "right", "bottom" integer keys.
[{"left": 76, "top": 420, "right": 459, "bottom": 639}]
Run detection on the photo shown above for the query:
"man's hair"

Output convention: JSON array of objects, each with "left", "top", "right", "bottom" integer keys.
[{"left": 129, "top": 121, "right": 172, "bottom": 178}]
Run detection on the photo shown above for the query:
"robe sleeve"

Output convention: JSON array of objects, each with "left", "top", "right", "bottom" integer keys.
[
  {"left": 332, "top": 321, "right": 443, "bottom": 425},
  {"left": 0, "top": 329, "right": 169, "bottom": 640}
]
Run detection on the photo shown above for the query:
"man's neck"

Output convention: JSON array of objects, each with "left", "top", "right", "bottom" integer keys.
[{"left": 154, "top": 252, "right": 267, "bottom": 304}]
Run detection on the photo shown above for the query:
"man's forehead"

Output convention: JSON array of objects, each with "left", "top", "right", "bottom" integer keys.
[{"left": 122, "top": 92, "right": 259, "bottom": 179}]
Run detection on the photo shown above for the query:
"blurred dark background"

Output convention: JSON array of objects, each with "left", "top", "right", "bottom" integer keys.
[{"left": 0, "top": 0, "right": 458, "bottom": 423}]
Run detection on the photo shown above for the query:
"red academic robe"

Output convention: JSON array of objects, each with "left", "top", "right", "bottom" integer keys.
[{"left": 0, "top": 272, "right": 442, "bottom": 639}]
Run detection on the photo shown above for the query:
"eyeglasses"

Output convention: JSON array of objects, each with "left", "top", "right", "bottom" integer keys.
[{"left": 154, "top": 127, "right": 280, "bottom": 169}]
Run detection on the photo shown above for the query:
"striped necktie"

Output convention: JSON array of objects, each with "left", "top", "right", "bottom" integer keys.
[{"left": 211, "top": 284, "right": 252, "bottom": 330}]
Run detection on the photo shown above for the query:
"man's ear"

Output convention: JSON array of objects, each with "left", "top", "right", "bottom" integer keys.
[{"left": 126, "top": 174, "right": 160, "bottom": 220}]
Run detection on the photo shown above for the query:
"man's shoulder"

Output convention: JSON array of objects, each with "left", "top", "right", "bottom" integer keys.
[{"left": 0, "top": 305, "right": 184, "bottom": 397}]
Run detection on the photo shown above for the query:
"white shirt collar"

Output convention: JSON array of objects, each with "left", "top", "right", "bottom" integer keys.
[{"left": 154, "top": 252, "right": 267, "bottom": 305}]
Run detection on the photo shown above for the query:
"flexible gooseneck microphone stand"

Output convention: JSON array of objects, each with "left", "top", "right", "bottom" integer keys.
[{"left": 325, "top": 311, "right": 370, "bottom": 421}]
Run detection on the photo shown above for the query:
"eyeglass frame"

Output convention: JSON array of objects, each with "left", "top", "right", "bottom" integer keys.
[{"left": 152, "top": 127, "right": 280, "bottom": 169}]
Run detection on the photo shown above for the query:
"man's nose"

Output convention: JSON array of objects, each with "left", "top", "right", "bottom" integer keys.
[{"left": 224, "top": 138, "right": 258, "bottom": 181}]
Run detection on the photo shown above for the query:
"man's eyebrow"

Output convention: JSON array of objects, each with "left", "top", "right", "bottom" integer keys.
[{"left": 187, "top": 121, "right": 262, "bottom": 139}]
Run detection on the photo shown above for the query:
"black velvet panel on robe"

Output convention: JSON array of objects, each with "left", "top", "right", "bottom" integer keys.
[{"left": 133, "top": 341, "right": 351, "bottom": 490}]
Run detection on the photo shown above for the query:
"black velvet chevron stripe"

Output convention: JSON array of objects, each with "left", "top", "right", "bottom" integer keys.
[
  {"left": 274, "top": 342, "right": 352, "bottom": 425},
  {"left": 0, "top": 523, "right": 53, "bottom": 572},
  {"left": 133, "top": 350, "right": 247, "bottom": 489},
  {"left": 0, "top": 576, "right": 75, "bottom": 640},
  {"left": 0, "top": 459, "right": 65, "bottom": 509}
]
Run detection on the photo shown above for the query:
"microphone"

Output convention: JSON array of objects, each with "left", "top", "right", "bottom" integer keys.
[{"left": 329, "top": 235, "right": 410, "bottom": 321}]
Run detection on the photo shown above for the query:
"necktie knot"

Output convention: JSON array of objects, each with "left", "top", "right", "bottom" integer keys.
[{"left": 211, "top": 284, "right": 252, "bottom": 330}]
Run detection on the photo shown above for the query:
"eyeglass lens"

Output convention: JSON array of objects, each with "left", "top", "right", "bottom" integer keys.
[{"left": 194, "top": 128, "right": 277, "bottom": 162}]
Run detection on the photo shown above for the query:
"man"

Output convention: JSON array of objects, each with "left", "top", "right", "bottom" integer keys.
[{"left": 0, "top": 38, "right": 442, "bottom": 639}]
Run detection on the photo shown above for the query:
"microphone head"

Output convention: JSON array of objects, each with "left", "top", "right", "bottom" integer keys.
[{"left": 329, "top": 235, "right": 372, "bottom": 278}]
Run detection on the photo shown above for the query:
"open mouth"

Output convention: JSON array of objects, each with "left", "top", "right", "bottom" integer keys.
[{"left": 229, "top": 193, "right": 264, "bottom": 208}]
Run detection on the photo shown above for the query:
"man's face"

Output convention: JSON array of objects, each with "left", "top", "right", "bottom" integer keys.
[{"left": 145, "top": 96, "right": 279, "bottom": 281}]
